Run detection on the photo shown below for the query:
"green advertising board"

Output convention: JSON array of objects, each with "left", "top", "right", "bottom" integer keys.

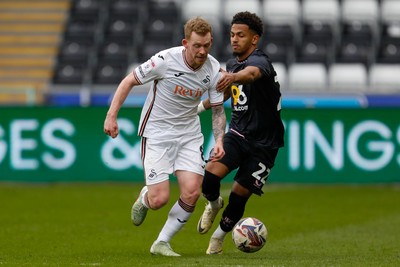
[{"left": 0, "top": 107, "right": 399, "bottom": 183}]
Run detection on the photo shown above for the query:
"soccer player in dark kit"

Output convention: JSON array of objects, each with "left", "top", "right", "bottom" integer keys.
[{"left": 196, "top": 11, "right": 285, "bottom": 254}]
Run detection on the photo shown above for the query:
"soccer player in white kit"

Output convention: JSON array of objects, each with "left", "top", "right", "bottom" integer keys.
[{"left": 104, "top": 17, "right": 227, "bottom": 256}]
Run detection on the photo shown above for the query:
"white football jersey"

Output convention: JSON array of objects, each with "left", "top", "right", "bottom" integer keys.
[{"left": 133, "top": 46, "right": 224, "bottom": 139}]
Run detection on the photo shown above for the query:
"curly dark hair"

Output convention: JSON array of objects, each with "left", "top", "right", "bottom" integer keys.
[{"left": 231, "top": 11, "right": 263, "bottom": 36}]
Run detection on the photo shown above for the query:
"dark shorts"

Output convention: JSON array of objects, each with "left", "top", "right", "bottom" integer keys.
[{"left": 217, "top": 132, "right": 279, "bottom": 195}]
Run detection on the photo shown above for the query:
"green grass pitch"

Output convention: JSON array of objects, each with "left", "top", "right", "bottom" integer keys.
[{"left": 1, "top": 183, "right": 399, "bottom": 266}]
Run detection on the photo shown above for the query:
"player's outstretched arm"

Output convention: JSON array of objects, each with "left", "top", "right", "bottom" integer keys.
[
  {"left": 104, "top": 73, "right": 140, "bottom": 138},
  {"left": 217, "top": 66, "right": 262, "bottom": 90}
]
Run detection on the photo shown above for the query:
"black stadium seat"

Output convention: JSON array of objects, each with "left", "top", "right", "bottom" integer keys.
[
  {"left": 263, "top": 24, "right": 296, "bottom": 66},
  {"left": 377, "top": 23, "right": 400, "bottom": 63},
  {"left": 50, "top": 0, "right": 400, "bottom": 92},
  {"left": 57, "top": 40, "right": 91, "bottom": 65},
  {"left": 53, "top": 64, "right": 85, "bottom": 84},
  {"left": 93, "top": 62, "right": 127, "bottom": 84},
  {"left": 70, "top": 0, "right": 100, "bottom": 21}
]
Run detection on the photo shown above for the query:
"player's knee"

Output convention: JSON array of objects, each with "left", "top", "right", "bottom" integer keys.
[
  {"left": 202, "top": 170, "right": 222, "bottom": 201},
  {"left": 180, "top": 188, "right": 201, "bottom": 206},
  {"left": 147, "top": 191, "right": 169, "bottom": 210}
]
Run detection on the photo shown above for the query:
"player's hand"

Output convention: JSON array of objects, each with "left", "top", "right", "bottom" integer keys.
[
  {"left": 217, "top": 72, "right": 234, "bottom": 92},
  {"left": 209, "top": 140, "right": 225, "bottom": 162},
  {"left": 104, "top": 116, "right": 119, "bottom": 138}
]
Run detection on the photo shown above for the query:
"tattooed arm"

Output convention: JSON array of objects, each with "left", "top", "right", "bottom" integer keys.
[{"left": 209, "top": 104, "right": 226, "bottom": 161}]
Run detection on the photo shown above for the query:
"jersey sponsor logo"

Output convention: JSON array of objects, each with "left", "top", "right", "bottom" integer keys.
[
  {"left": 174, "top": 72, "right": 185, "bottom": 77},
  {"left": 174, "top": 85, "right": 203, "bottom": 97},
  {"left": 234, "top": 106, "right": 249, "bottom": 111},
  {"left": 231, "top": 84, "right": 249, "bottom": 111},
  {"left": 202, "top": 75, "right": 210, "bottom": 84}
]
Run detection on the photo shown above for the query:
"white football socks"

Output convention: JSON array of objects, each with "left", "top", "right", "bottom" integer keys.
[
  {"left": 156, "top": 200, "right": 193, "bottom": 243},
  {"left": 211, "top": 225, "right": 228, "bottom": 240}
]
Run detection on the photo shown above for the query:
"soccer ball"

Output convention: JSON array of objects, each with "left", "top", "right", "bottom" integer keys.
[{"left": 232, "top": 217, "right": 268, "bottom": 253}]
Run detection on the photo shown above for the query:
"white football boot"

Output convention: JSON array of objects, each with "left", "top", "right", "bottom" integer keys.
[
  {"left": 206, "top": 237, "right": 223, "bottom": 254},
  {"left": 150, "top": 241, "right": 181, "bottom": 257},
  {"left": 197, "top": 196, "right": 224, "bottom": 234},
  {"left": 131, "top": 186, "right": 148, "bottom": 226}
]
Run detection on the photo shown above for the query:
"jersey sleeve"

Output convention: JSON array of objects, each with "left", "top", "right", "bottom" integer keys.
[
  {"left": 247, "top": 54, "right": 272, "bottom": 77},
  {"left": 208, "top": 71, "right": 224, "bottom": 106},
  {"left": 133, "top": 51, "right": 168, "bottom": 84}
]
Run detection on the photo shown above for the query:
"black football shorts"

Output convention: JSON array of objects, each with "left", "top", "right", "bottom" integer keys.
[{"left": 218, "top": 131, "right": 279, "bottom": 195}]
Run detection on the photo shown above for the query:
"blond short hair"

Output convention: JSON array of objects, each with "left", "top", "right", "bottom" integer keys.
[{"left": 183, "top": 17, "right": 212, "bottom": 40}]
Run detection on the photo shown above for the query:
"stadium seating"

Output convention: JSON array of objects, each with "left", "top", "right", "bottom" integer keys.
[
  {"left": 378, "top": 0, "right": 400, "bottom": 63},
  {"left": 109, "top": 0, "right": 141, "bottom": 20},
  {"left": 181, "top": 0, "right": 223, "bottom": 58},
  {"left": 328, "top": 63, "right": 368, "bottom": 93},
  {"left": 138, "top": 0, "right": 181, "bottom": 61},
  {"left": 37, "top": 0, "right": 400, "bottom": 103},
  {"left": 93, "top": 62, "right": 127, "bottom": 84},
  {"left": 53, "top": 63, "right": 86, "bottom": 85},
  {"left": 223, "top": 0, "right": 262, "bottom": 24},
  {"left": 144, "top": 1, "right": 179, "bottom": 38},
  {"left": 298, "top": 0, "right": 340, "bottom": 66},
  {"left": 262, "top": 0, "right": 301, "bottom": 66},
  {"left": 220, "top": 0, "right": 262, "bottom": 61},
  {"left": 377, "top": 25, "right": 400, "bottom": 63},
  {"left": 369, "top": 64, "right": 400, "bottom": 93},
  {"left": 58, "top": 40, "right": 92, "bottom": 65},
  {"left": 381, "top": 0, "right": 400, "bottom": 22},
  {"left": 338, "top": 0, "right": 379, "bottom": 66},
  {"left": 70, "top": 0, "right": 100, "bottom": 22},
  {"left": 287, "top": 63, "right": 328, "bottom": 92}
]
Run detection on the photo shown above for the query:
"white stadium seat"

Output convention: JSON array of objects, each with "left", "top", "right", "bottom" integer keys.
[
  {"left": 262, "top": 0, "right": 301, "bottom": 40},
  {"left": 263, "top": 0, "right": 300, "bottom": 25},
  {"left": 288, "top": 63, "right": 328, "bottom": 92},
  {"left": 342, "top": 0, "right": 380, "bottom": 39},
  {"left": 328, "top": 63, "right": 368, "bottom": 93},
  {"left": 302, "top": 0, "right": 340, "bottom": 24},
  {"left": 181, "top": 0, "right": 223, "bottom": 34},
  {"left": 381, "top": 0, "right": 400, "bottom": 24},
  {"left": 223, "top": 0, "right": 263, "bottom": 24},
  {"left": 342, "top": 0, "right": 380, "bottom": 23},
  {"left": 369, "top": 64, "right": 400, "bottom": 93},
  {"left": 302, "top": 0, "right": 341, "bottom": 42}
]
